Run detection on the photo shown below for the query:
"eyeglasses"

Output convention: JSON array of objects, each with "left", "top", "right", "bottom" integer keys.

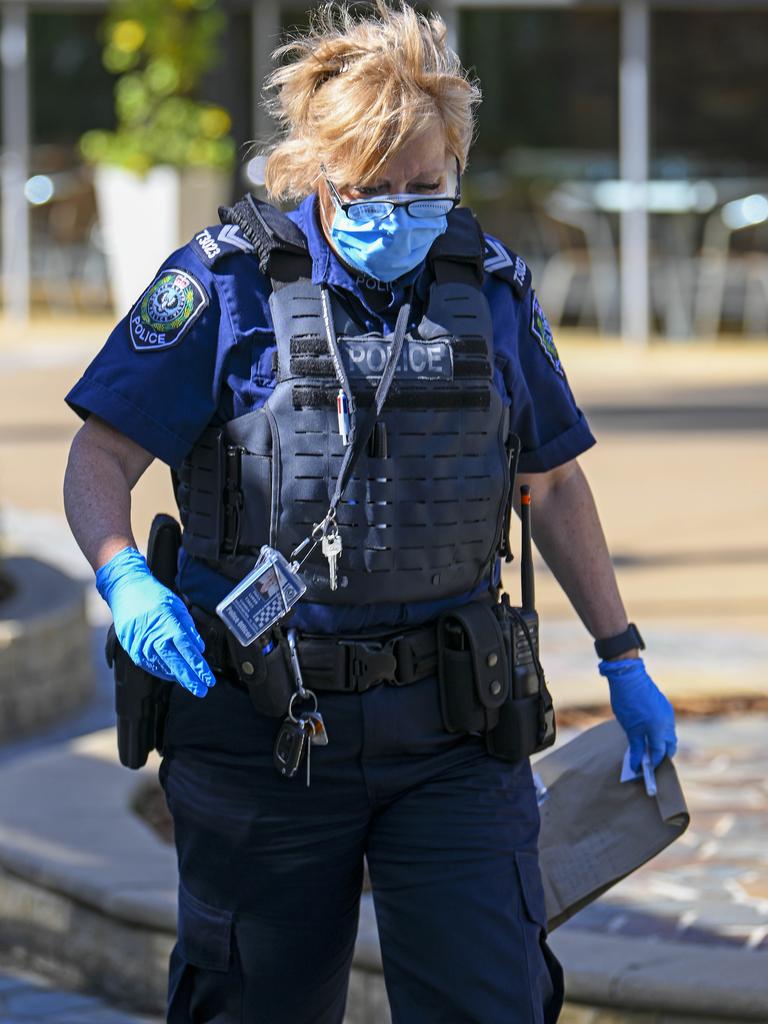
[{"left": 321, "top": 159, "right": 461, "bottom": 223}]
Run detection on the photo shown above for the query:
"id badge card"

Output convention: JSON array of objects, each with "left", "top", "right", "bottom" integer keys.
[{"left": 216, "top": 546, "right": 307, "bottom": 647}]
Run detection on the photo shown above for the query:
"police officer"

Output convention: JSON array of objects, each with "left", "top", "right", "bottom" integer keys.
[{"left": 63, "top": 3, "right": 676, "bottom": 1022}]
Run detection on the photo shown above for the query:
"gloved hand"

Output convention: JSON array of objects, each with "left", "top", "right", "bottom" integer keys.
[
  {"left": 96, "top": 547, "right": 216, "bottom": 698},
  {"left": 599, "top": 657, "right": 677, "bottom": 772}
]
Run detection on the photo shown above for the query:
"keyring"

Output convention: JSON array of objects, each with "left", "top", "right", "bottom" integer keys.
[{"left": 287, "top": 689, "right": 318, "bottom": 722}]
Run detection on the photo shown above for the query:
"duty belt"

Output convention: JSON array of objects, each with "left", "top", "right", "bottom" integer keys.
[{"left": 190, "top": 607, "right": 438, "bottom": 693}]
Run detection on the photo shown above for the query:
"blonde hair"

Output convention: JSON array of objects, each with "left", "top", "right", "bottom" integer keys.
[{"left": 263, "top": 1, "right": 481, "bottom": 202}]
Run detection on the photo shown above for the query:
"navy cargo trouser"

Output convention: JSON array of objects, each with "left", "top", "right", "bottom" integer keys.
[{"left": 159, "top": 667, "right": 564, "bottom": 1024}]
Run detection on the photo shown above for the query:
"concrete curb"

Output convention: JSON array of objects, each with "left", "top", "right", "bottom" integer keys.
[
  {"left": 0, "top": 865, "right": 173, "bottom": 1014},
  {"left": 352, "top": 906, "right": 768, "bottom": 1023},
  {"left": 0, "top": 731, "right": 765, "bottom": 1020},
  {"left": 0, "top": 558, "right": 94, "bottom": 742},
  {"left": 548, "top": 930, "right": 768, "bottom": 1021}
]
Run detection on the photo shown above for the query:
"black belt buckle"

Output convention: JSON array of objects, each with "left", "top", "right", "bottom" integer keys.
[{"left": 338, "top": 635, "right": 404, "bottom": 691}]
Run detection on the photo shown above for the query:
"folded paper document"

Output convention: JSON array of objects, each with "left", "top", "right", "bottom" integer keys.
[{"left": 535, "top": 718, "right": 689, "bottom": 932}]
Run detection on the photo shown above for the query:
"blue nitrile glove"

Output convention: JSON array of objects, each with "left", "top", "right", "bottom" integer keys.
[
  {"left": 599, "top": 657, "right": 677, "bottom": 772},
  {"left": 96, "top": 547, "right": 216, "bottom": 698}
]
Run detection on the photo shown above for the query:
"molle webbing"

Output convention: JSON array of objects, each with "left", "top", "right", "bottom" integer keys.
[
  {"left": 290, "top": 385, "right": 491, "bottom": 411},
  {"left": 178, "top": 204, "right": 514, "bottom": 604}
]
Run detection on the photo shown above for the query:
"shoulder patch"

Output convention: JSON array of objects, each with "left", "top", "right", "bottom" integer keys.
[
  {"left": 129, "top": 268, "right": 208, "bottom": 352},
  {"left": 192, "top": 223, "right": 255, "bottom": 267},
  {"left": 483, "top": 237, "right": 531, "bottom": 298},
  {"left": 530, "top": 293, "right": 564, "bottom": 377}
]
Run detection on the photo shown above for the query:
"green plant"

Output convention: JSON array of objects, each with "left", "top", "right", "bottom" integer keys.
[{"left": 80, "top": 0, "right": 235, "bottom": 174}]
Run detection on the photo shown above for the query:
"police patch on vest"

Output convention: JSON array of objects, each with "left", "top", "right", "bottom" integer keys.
[
  {"left": 129, "top": 269, "right": 208, "bottom": 352},
  {"left": 530, "top": 294, "right": 563, "bottom": 376},
  {"left": 342, "top": 338, "right": 453, "bottom": 382}
]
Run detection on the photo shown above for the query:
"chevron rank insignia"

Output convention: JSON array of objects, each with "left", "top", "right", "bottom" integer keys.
[
  {"left": 530, "top": 293, "right": 563, "bottom": 377},
  {"left": 483, "top": 237, "right": 531, "bottom": 298},
  {"left": 194, "top": 223, "right": 255, "bottom": 266},
  {"left": 129, "top": 268, "right": 208, "bottom": 352}
]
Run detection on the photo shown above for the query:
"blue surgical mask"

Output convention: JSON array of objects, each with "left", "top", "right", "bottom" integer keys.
[{"left": 329, "top": 203, "right": 449, "bottom": 283}]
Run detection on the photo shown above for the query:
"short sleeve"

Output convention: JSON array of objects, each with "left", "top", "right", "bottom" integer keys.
[
  {"left": 66, "top": 246, "right": 232, "bottom": 469},
  {"left": 487, "top": 271, "right": 596, "bottom": 473}
]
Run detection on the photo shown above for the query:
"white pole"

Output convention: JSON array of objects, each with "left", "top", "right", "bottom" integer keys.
[
  {"left": 1, "top": 2, "right": 30, "bottom": 322},
  {"left": 251, "top": 0, "right": 281, "bottom": 145},
  {"left": 619, "top": 0, "right": 650, "bottom": 345},
  {"left": 434, "top": 1, "right": 460, "bottom": 55}
]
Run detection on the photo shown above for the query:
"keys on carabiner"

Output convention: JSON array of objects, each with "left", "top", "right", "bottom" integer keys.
[
  {"left": 304, "top": 710, "right": 329, "bottom": 746},
  {"left": 321, "top": 529, "right": 342, "bottom": 591},
  {"left": 296, "top": 710, "right": 329, "bottom": 786},
  {"left": 286, "top": 628, "right": 308, "bottom": 698},
  {"left": 303, "top": 717, "right": 313, "bottom": 787},
  {"left": 273, "top": 715, "right": 309, "bottom": 778},
  {"left": 274, "top": 711, "right": 326, "bottom": 786},
  {"left": 275, "top": 629, "right": 329, "bottom": 785}
]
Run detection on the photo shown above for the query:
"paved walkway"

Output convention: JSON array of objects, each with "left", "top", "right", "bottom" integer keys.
[
  {"left": 0, "top": 965, "right": 160, "bottom": 1023},
  {"left": 549, "top": 714, "right": 768, "bottom": 952}
]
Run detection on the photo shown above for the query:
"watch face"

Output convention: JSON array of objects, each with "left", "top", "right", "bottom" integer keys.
[
  {"left": 626, "top": 624, "right": 643, "bottom": 648},
  {"left": 596, "top": 624, "right": 643, "bottom": 658}
]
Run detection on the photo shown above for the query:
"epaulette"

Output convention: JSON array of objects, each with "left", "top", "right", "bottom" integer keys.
[
  {"left": 189, "top": 222, "right": 256, "bottom": 268},
  {"left": 483, "top": 236, "right": 532, "bottom": 300}
]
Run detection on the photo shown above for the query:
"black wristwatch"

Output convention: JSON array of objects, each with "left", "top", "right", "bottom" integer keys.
[{"left": 594, "top": 623, "right": 645, "bottom": 660}]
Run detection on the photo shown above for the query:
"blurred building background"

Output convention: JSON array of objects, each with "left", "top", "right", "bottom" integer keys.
[{"left": 1, "top": 0, "right": 767, "bottom": 342}]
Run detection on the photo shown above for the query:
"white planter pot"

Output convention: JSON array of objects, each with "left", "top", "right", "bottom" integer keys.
[{"left": 94, "top": 164, "right": 230, "bottom": 317}]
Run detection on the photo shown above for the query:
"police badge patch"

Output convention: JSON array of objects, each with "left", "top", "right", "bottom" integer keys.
[
  {"left": 129, "top": 268, "right": 208, "bottom": 352},
  {"left": 530, "top": 294, "right": 564, "bottom": 377}
]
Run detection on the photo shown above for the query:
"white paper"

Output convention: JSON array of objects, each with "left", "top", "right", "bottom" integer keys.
[
  {"left": 619, "top": 746, "right": 657, "bottom": 796},
  {"left": 620, "top": 746, "right": 642, "bottom": 783}
]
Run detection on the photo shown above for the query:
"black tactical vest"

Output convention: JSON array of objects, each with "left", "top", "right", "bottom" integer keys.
[{"left": 176, "top": 198, "right": 519, "bottom": 605}]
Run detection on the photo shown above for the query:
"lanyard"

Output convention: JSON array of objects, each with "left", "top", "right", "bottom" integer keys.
[
  {"left": 320, "top": 284, "right": 412, "bottom": 515},
  {"left": 292, "top": 285, "right": 412, "bottom": 565}
]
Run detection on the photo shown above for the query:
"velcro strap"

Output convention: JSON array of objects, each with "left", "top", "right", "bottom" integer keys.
[{"left": 292, "top": 384, "right": 490, "bottom": 411}]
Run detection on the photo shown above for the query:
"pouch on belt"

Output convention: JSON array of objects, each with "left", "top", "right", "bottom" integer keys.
[
  {"left": 437, "top": 598, "right": 556, "bottom": 761},
  {"left": 437, "top": 601, "right": 510, "bottom": 734}
]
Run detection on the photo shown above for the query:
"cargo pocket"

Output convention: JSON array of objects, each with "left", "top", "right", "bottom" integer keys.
[
  {"left": 167, "top": 882, "right": 242, "bottom": 1023},
  {"left": 515, "top": 851, "right": 565, "bottom": 1024}
]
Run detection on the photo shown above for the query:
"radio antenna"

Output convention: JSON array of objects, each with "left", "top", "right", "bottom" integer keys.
[{"left": 520, "top": 485, "right": 535, "bottom": 612}]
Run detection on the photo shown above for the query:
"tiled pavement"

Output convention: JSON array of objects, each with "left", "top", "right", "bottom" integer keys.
[
  {"left": 557, "top": 713, "right": 768, "bottom": 952},
  {"left": 0, "top": 966, "right": 161, "bottom": 1023}
]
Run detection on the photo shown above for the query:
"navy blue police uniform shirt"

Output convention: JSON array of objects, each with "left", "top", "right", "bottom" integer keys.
[{"left": 66, "top": 194, "right": 595, "bottom": 635}]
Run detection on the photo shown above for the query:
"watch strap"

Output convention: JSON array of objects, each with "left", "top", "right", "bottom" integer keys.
[{"left": 594, "top": 622, "right": 645, "bottom": 660}]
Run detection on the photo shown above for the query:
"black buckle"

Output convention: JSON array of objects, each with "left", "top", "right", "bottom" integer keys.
[{"left": 338, "top": 636, "right": 403, "bottom": 692}]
